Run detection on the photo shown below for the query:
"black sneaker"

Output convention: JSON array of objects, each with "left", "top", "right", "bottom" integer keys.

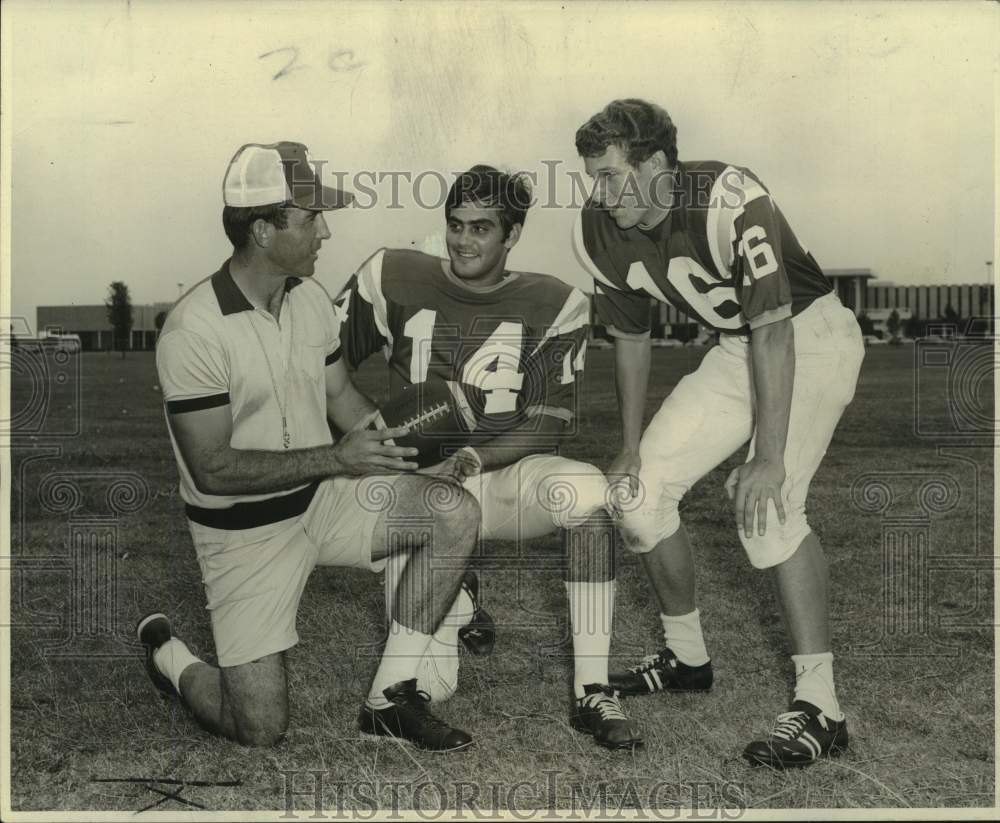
[
  {"left": 457, "top": 571, "right": 495, "bottom": 656},
  {"left": 571, "top": 684, "right": 643, "bottom": 750},
  {"left": 358, "top": 678, "right": 473, "bottom": 752},
  {"left": 135, "top": 612, "right": 180, "bottom": 701},
  {"left": 609, "top": 647, "right": 713, "bottom": 696},
  {"left": 743, "top": 700, "right": 849, "bottom": 769}
]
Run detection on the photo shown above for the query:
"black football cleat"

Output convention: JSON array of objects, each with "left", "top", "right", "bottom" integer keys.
[
  {"left": 609, "top": 647, "right": 713, "bottom": 696},
  {"left": 136, "top": 612, "right": 181, "bottom": 701},
  {"left": 359, "top": 678, "right": 473, "bottom": 752},
  {"left": 742, "top": 700, "right": 849, "bottom": 769},
  {"left": 457, "top": 571, "right": 496, "bottom": 656},
  {"left": 571, "top": 684, "right": 643, "bottom": 750}
]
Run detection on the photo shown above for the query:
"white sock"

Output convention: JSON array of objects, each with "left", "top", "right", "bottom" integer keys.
[
  {"left": 415, "top": 632, "right": 461, "bottom": 703},
  {"left": 409, "top": 584, "right": 469, "bottom": 704},
  {"left": 660, "top": 609, "right": 710, "bottom": 667},
  {"left": 566, "top": 580, "right": 614, "bottom": 699},
  {"left": 367, "top": 620, "right": 433, "bottom": 708},
  {"left": 152, "top": 638, "right": 201, "bottom": 696},
  {"left": 792, "top": 652, "right": 842, "bottom": 720},
  {"left": 443, "top": 585, "right": 475, "bottom": 629}
]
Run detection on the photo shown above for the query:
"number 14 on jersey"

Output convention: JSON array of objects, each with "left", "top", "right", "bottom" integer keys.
[{"left": 403, "top": 309, "right": 525, "bottom": 414}]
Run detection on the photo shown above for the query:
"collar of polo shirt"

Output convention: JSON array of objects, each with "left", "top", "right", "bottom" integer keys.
[{"left": 211, "top": 261, "right": 304, "bottom": 316}]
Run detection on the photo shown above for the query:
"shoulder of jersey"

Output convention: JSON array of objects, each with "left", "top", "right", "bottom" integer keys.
[
  {"left": 510, "top": 268, "right": 579, "bottom": 307},
  {"left": 378, "top": 248, "right": 443, "bottom": 291},
  {"left": 681, "top": 159, "right": 767, "bottom": 194}
]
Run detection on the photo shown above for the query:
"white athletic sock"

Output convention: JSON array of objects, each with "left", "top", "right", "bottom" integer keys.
[
  {"left": 367, "top": 620, "right": 434, "bottom": 708},
  {"left": 660, "top": 609, "right": 710, "bottom": 667},
  {"left": 416, "top": 631, "right": 461, "bottom": 704},
  {"left": 792, "top": 652, "right": 842, "bottom": 720},
  {"left": 152, "top": 638, "right": 201, "bottom": 696},
  {"left": 411, "top": 580, "right": 472, "bottom": 703},
  {"left": 444, "top": 585, "right": 475, "bottom": 629},
  {"left": 566, "top": 580, "right": 614, "bottom": 699}
]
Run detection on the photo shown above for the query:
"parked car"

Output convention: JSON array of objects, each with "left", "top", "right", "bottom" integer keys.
[
  {"left": 589, "top": 338, "right": 613, "bottom": 350},
  {"left": 650, "top": 338, "right": 683, "bottom": 348},
  {"left": 862, "top": 334, "right": 887, "bottom": 346},
  {"left": 42, "top": 333, "right": 82, "bottom": 353}
]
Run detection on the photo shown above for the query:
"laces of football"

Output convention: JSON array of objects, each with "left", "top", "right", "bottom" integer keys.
[
  {"left": 772, "top": 710, "right": 809, "bottom": 741},
  {"left": 583, "top": 693, "right": 627, "bottom": 721}
]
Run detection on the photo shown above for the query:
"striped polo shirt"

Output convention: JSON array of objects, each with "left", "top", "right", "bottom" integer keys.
[{"left": 156, "top": 260, "right": 341, "bottom": 526}]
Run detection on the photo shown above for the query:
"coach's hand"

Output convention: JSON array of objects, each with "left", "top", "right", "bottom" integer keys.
[
  {"left": 725, "top": 456, "right": 786, "bottom": 538},
  {"left": 418, "top": 447, "right": 482, "bottom": 486},
  {"left": 332, "top": 427, "right": 420, "bottom": 475}
]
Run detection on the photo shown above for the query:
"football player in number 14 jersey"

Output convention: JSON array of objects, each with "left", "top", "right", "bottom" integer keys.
[
  {"left": 574, "top": 99, "right": 865, "bottom": 768},
  {"left": 336, "top": 166, "right": 641, "bottom": 749}
]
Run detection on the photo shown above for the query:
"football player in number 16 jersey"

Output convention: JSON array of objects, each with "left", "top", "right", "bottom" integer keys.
[
  {"left": 573, "top": 99, "right": 865, "bottom": 768},
  {"left": 336, "top": 165, "right": 641, "bottom": 749}
]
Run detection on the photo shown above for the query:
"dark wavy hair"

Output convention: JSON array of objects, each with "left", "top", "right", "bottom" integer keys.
[
  {"left": 445, "top": 165, "right": 532, "bottom": 239},
  {"left": 575, "top": 98, "right": 679, "bottom": 168},
  {"left": 222, "top": 204, "right": 289, "bottom": 250}
]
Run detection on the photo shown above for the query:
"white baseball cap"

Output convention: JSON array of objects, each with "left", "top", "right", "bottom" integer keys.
[{"left": 223, "top": 141, "right": 353, "bottom": 210}]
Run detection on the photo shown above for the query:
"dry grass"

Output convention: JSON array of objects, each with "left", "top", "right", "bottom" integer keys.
[{"left": 8, "top": 344, "right": 995, "bottom": 813}]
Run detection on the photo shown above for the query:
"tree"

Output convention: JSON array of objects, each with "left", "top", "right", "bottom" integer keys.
[
  {"left": 886, "top": 309, "right": 901, "bottom": 342},
  {"left": 904, "top": 313, "right": 924, "bottom": 339},
  {"left": 857, "top": 312, "right": 875, "bottom": 336},
  {"left": 106, "top": 281, "right": 134, "bottom": 359},
  {"left": 154, "top": 311, "right": 168, "bottom": 334}
]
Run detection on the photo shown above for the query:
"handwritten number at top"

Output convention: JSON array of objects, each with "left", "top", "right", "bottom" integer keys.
[{"left": 259, "top": 46, "right": 365, "bottom": 81}]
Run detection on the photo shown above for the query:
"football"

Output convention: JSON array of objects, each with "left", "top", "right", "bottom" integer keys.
[{"left": 371, "top": 379, "right": 473, "bottom": 467}]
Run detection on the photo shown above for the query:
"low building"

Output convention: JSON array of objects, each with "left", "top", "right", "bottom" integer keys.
[{"left": 36, "top": 303, "right": 174, "bottom": 351}]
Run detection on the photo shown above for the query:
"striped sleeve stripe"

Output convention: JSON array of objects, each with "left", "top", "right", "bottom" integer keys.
[
  {"left": 166, "top": 393, "right": 230, "bottom": 414},
  {"left": 572, "top": 213, "right": 620, "bottom": 292},
  {"left": 605, "top": 324, "right": 651, "bottom": 341},
  {"left": 356, "top": 249, "right": 393, "bottom": 345},
  {"left": 706, "top": 166, "right": 771, "bottom": 279},
  {"left": 325, "top": 348, "right": 342, "bottom": 365},
  {"left": 530, "top": 288, "right": 591, "bottom": 355},
  {"left": 747, "top": 303, "right": 792, "bottom": 330}
]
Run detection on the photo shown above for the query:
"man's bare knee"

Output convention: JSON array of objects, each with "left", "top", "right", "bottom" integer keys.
[
  {"left": 236, "top": 714, "right": 289, "bottom": 748},
  {"left": 438, "top": 489, "right": 481, "bottom": 541},
  {"left": 220, "top": 652, "right": 289, "bottom": 747}
]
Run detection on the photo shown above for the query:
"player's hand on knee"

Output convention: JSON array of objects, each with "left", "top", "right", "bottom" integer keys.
[
  {"left": 726, "top": 457, "right": 786, "bottom": 538},
  {"left": 607, "top": 451, "right": 642, "bottom": 496},
  {"left": 417, "top": 447, "right": 482, "bottom": 485},
  {"left": 606, "top": 450, "right": 642, "bottom": 518},
  {"left": 332, "top": 427, "right": 420, "bottom": 475}
]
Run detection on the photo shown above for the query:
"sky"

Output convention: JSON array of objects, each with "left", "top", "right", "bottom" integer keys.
[{"left": 2, "top": 0, "right": 997, "bottom": 330}]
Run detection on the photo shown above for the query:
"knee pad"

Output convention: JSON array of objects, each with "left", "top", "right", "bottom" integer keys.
[
  {"left": 739, "top": 508, "right": 812, "bottom": 569},
  {"left": 618, "top": 493, "right": 682, "bottom": 554},
  {"left": 538, "top": 460, "right": 611, "bottom": 529},
  {"left": 610, "top": 470, "right": 689, "bottom": 554}
]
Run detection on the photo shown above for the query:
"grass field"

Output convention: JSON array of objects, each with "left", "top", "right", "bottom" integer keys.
[{"left": 7, "top": 343, "right": 996, "bottom": 814}]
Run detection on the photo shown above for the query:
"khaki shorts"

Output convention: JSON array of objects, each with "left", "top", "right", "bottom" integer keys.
[{"left": 189, "top": 475, "right": 397, "bottom": 667}]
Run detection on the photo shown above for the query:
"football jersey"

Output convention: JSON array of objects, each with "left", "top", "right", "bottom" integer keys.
[
  {"left": 573, "top": 161, "right": 833, "bottom": 337},
  {"left": 336, "top": 249, "right": 590, "bottom": 437}
]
